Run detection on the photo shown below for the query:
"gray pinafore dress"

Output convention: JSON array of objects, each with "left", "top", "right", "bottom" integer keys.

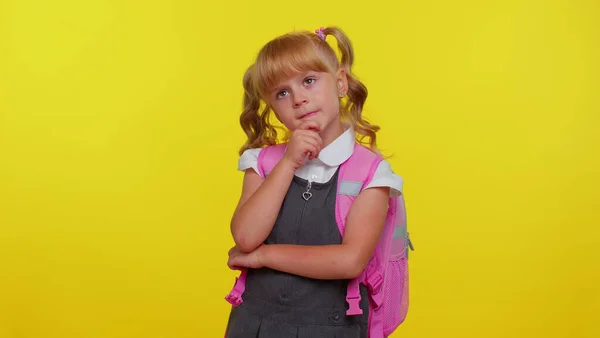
[{"left": 225, "top": 168, "right": 370, "bottom": 338}]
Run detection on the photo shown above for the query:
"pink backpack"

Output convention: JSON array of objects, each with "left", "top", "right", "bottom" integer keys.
[{"left": 226, "top": 142, "right": 414, "bottom": 338}]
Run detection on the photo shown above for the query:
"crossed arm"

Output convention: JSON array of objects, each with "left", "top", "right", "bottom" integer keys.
[{"left": 229, "top": 159, "right": 389, "bottom": 280}]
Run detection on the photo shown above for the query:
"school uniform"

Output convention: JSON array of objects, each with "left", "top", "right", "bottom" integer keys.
[{"left": 225, "top": 127, "right": 403, "bottom": 338}]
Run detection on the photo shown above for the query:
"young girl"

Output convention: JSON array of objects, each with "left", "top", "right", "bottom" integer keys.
[{"left": 225, "top": 26, "right": 403, "bottom": 338}]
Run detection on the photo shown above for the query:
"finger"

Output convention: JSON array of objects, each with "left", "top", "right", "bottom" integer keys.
[
  {"left": 293, "top": 129, "right": 322, "bottom": 147},
  {"left": 307, "top": 124, "right": 322, "bottom": 133},
  {"left": 299, "top": 140, "right": 316, "bottom": 160},
  {"left": 303, "top": 132, "right": 323, "bottom": 149},
  {"left": 297, "top": 120, "right": 321, "bottom": 132},
  {"left": 301, "top": 126, "right": 323, "bottom": 141},
  {"left": 303, "top": 139, "right": 321, "bottom": 158},
  {"left": 228, "top": 256, "right": 240, "bottom": 269},
  {"left": 304, "top": 138, "right": 322, "bottom": 157},
  {"left": 228, "top": 262, "right": 242, "bottom": 270},
  {"left": 294, "top": 129, "right": 322, "bottom": 148},
  {"left": 228, "top": 256, "right": 241, "bottom": 269},
  {"left": 229, "top": 248, "right": 240, "bottom": 258},
  {"left": 303, "top": 141, "right": 319, "bottom": 160}
]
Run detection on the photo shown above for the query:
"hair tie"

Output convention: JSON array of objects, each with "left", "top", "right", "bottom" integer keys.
[{"left": 315, "top": 27, "right": 326, "bottom": 40}]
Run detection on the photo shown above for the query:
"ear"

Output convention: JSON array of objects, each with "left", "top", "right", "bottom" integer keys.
[{"left": 335, "top": 68, "right": 349, "bottom": 98}]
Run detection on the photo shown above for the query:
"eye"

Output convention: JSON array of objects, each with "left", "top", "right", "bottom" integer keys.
[
  {"left": 276, "top": 90, "right": 288, "bottom": 99},
  {"left": 304, "top": 77, "right": 316, "bottom": 86}
]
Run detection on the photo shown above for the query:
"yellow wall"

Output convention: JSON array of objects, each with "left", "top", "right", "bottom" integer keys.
[{"left": 1, "top": 1, "right": 598, "bottom": 337}]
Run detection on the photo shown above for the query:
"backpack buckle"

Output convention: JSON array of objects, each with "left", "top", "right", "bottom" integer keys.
[
  {"left": 225, "top": 271, "right": 247, "bottom": 306},
  {"left": 225, "top": 290, "right": 243, "bottom": 306},
  {"left": 345, "top": 296, "right": 363, "bottom": 315}
]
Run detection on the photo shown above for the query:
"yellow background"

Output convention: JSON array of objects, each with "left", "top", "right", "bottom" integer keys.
[{"left": 1, "top": 0, "right": 598, "bottom": 337}]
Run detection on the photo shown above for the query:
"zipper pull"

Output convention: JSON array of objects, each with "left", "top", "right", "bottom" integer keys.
[
  {"left": 302, "top": 180, "right": 313, "bottom": 201},
  {"left": 407, "top": 232, "right": 415, "bottom": 251}
]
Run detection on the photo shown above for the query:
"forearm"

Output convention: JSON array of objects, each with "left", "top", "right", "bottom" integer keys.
[
  {"left": 257, "top": 243, "right": 364, "bottom": 280},
  {"left": 231, "top": 160, "right": 295, "bottom": 252}
]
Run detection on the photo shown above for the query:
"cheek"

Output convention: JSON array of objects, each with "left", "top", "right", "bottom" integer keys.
[
  {"left": 327, "top": 94, "right": 340, "bottom": 111},
  {"left": 320, "top": 87, "right": 339, "bottom": 107},
  {"left": 270, "top": 105, "right": 296, "bottom": 127},
  {"left": 270, "top": 102, "right": 285, "bottom": 118}
]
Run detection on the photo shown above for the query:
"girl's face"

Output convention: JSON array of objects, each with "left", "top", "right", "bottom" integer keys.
[{"left": 266, "top": 68, "right": 348, "bottom": 143}]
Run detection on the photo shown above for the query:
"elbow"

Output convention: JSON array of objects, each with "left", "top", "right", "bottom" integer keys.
[
  {"left": 231, "top": 222, "right": 259, "bottom": 253},
  {"left": 230, "top": 216, "right": 265, "bottom": 252},
  {"left": 234, "top": 236, "right": 259, "bottom": 253}
]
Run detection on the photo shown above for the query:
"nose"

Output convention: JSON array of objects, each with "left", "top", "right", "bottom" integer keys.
[{"left": 292, "top": 91, "right": 308, "bottom": 108}]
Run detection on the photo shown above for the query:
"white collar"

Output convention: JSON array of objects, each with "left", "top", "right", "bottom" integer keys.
[{"left": 315, "top": 126, "right": 355, "bottom": 166}]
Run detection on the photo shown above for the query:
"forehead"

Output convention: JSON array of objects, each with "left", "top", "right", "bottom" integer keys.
[{"left": 254, "top": 41, "right": 338, "bottom": 97}]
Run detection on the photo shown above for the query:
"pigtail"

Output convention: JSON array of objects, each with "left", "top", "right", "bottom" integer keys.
[
  {"left": 238, "top": 65, "right": 278, "bottom": 155},
  {"left": 323, "top": 27, "right": 381, "bottom": 153}
]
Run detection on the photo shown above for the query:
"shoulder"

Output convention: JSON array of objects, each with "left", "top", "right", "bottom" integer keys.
[
  {"left": 237, "top": 144, "right": 288, "bottom": 175},
  {"left": 366, "top": 159, "right": 404, "bottom": 197},
  {"left": 349, "top": 145, "right": 404, "bottom": 197},
  {"left": 238, "top": 148, "right": 262, "bottom": 173}
]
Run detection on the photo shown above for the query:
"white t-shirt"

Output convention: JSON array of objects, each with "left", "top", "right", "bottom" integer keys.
[{"left": 238, "top": 127, "right": 404, "bottom": 197}]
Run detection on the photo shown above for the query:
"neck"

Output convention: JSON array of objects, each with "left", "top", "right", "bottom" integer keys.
[{"left": 318, "top": 119, "right": 345, "bottom": 148}]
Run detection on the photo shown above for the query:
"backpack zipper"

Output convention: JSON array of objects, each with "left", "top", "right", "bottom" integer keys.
[
  {"left": 302, "top": 175, "right": 317, "bottom": 201},
  {"left": 405, "top": 232, "right": 414, "bottom": 259},
  {"left": 407, "top": 232, "right": 415, "bottom": 251},
  {"left": 302, "top": 179, "right": 313, "bottom": 201}
]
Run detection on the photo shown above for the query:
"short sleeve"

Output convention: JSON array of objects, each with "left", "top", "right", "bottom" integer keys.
[
  {"left": 238, "top": 148, "right": 262, "bottom": 174},
  {"left": 364, "top": 160, "right": 404, "bottom": 197}
]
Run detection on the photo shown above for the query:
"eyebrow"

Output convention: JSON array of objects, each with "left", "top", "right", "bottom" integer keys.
[{"left": 270, "top": 71, "right": 317, "bottom": 94}]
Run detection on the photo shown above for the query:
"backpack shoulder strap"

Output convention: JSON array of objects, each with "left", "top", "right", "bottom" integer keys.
[
  {"left": 257, "top": 144, "right": 287, "bottom": 178},
  {"left": 337, "top": 143, "right": 383, "bottom": 316},
  {"left": 336, "top": 143, "right": 383, "bottom": 235}
]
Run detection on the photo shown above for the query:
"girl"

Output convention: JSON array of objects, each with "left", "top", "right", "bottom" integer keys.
[{"left": 225, "top": 26, "right": 404, "bottom": 338}]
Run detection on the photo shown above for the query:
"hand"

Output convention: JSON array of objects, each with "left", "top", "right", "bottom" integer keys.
[
  {"left": 227, "top": 245, "right": 264, "bottom": 270},
  {"left": 282, "top": 121, "right": 323, "bottom": 169}
]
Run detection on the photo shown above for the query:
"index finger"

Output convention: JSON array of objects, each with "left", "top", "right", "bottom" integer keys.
[{"left": 297, "top": 120, "right": 321, "bottom": 132}]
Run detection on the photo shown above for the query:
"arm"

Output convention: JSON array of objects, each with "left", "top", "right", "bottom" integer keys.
[
  {"left": 231, "top": 121, "right": 323, "bottom": 253},
  {"left": 256, "top": 186, "right": 390, "bottom": 279},
  {"left": 230, "top": 159, "right": 296, "bottom": 253}
]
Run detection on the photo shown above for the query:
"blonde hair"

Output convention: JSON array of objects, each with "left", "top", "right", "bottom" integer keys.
[{"left": 238, "top": 26, "right": 381, "bottom": 155}]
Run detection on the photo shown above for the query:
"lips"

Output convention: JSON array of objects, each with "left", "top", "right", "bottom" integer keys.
[{"left": 300, "top": 111, "right": 318, "bottom": 119}]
